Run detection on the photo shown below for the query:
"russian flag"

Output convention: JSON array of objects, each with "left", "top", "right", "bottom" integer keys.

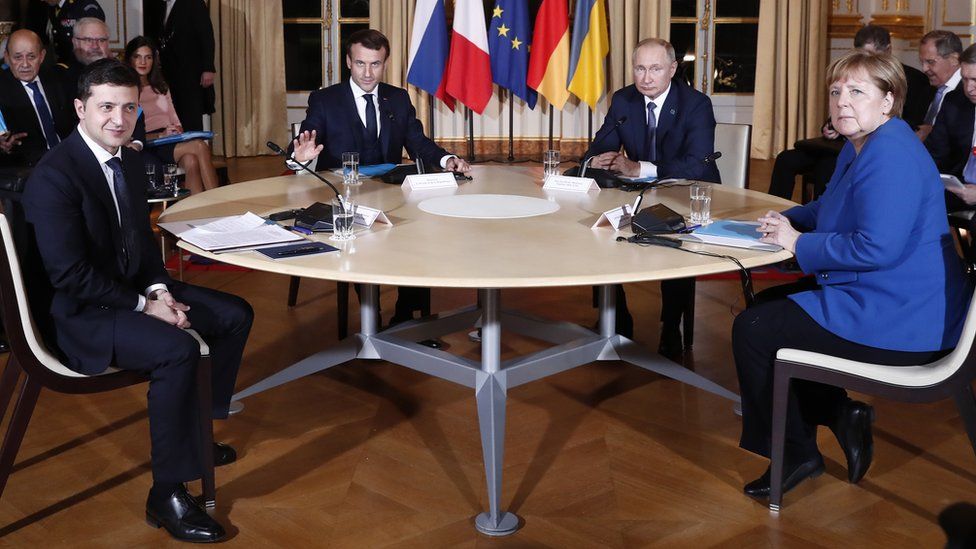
[
  {"left": 444, "top": 0, "right": 493, "bottom": 114},
  {"left": 407, "top": 0, "right": 455, "bottom": 110},
  {"left": 526, "top": 0, "right": 570, "bottom": 110}
]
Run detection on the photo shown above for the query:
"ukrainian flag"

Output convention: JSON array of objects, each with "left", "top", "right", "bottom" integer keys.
[{"left": 567, "top": 0, "right": 609, "bottom": 109}]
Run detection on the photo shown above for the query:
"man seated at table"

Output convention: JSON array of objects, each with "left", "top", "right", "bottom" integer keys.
[
  {"left": 917, "top": 29, "right": 962, "bottom": 141},
  {"left": 585, "top": 37, "right": 719, "bottom": 356},
  {"left": 289, "top": 29, "right": 470, "bottom": 326}
]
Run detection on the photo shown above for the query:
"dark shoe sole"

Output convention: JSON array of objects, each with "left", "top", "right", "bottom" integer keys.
[{"left": 145, "top": 511, "right": 225, "bottom": 543}]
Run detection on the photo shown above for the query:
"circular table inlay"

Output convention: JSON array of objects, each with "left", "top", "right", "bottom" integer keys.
[{"left": 418, "top": 194, "right": 560, "bottom": 219}]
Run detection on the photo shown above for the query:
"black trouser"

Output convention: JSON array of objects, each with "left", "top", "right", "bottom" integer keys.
[
  {"left": 113, "top": 282, "right": 253, "bottom": 483},
  {"left": 768, "top": 148, "right": 837, "bottom": 201},
  {"left": 353, "top": 284, "right": 431, "bottom": 326},
  {"left": 732, "top": 279, "right": 945, "bottom": 463}
]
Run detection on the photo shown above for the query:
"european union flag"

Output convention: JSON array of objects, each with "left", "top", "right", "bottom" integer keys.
[{"left": 488, "top": 0, "right": 538, "bottom": 109}]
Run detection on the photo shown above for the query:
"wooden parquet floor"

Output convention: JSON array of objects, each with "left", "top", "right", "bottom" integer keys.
[{"left": 0, "top": 158, "right": 970, "bottom": 547}]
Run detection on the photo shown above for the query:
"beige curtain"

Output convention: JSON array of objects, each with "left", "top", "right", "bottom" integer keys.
[
  {"left": 751, "top": 0, "right": 829, "bottom": 159},
  {"left": 210, "top": 0, "right": 288, "bottom": 157},
  {"left": 606, "top": 1, "right": 670, "bottom": 93}
]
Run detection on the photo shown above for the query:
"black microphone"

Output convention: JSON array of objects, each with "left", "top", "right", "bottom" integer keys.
[
  {"left": 268, "top": 141, "right": 346, "bottom": 212},
  {"left": 580, "top": 116, "right": 627, "bottom": 177},
  {"left": 703, "top": 151, "right": 722, "bottom": 164}
]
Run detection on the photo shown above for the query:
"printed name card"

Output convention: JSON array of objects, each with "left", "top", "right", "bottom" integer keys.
[
  {"left": 354, "top": 205, "right": 392, "bottom": 228},
  {"left": 591, "top": 205, "right": 634, "bottom": 230},
  {"left": 403, "top": 173, "right": 458, "bottom": 190},
  {"left": 543, "top": 175, "right": 599, "bottom": 193}
]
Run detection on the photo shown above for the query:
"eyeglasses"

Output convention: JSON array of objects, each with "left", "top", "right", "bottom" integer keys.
[{"left": 74, "top": 37, "right": 109, "bottom": 46}]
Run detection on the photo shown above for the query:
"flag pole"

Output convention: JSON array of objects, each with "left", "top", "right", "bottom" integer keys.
[
  {"left": 467, "top": 107, "right": 475, "bottom": 162},
  {"left": 507, "top": 90, "right": 515, "bottom": 162},
  {"left": 587, "top": 105, "right": 593, "bottom": 145},
  {"left": 428, "top": 94, "right": 435, "bottom": 140},
  {"left": 547, "top": 105, "right": 553, "bottom": 150}
]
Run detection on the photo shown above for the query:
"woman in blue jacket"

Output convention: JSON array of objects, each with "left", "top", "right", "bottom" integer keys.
[{"left": 734, "top": 49, "right": 970, "bottom": 499}]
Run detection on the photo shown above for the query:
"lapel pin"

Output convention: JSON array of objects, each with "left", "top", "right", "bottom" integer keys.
[{"left": 670, "top": 109, "right": 676, "bottom": 115}]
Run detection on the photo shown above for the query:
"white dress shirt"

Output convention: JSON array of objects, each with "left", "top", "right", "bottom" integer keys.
[
  {"left": 77, "top": 124, "right": 168, "bottom": 311},
  {"left": 19, "top": 78, "right": 56, "bottom": 148},
  {"left": 637, "top": 82, "right": 672, "bottom": 180}
]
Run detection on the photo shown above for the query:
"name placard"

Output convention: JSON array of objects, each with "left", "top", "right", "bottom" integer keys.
[
  {"left": 591, "top": 205, "right": 634, "bottom": 230},
  {"left": 543, "top": 175, "right": 599, "bottom": 193},
  {"left": 354, "top": 205, "right": 392, "bottom": 228},
  {"left": 403, "top": 173, "right": 458, "bottom": 191}
]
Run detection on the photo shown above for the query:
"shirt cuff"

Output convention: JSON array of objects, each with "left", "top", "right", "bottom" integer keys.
[
  {"left": 638, "top": 161, "right": 658, "bottom": 179},
  {"left": 287, "top": 155, "right": 318, "bottom": 173},
  {"left": 135, "top": 295, "right": 146, "bottom": 312},
  {"left": 146, "top": 283, "right": 169, "bottom": 298},
  {"left": 130, "top": 140, "right": 144, "bottom": 151},
  {"left": 439, "top": 155, "right": 456, "bottom": 169}
]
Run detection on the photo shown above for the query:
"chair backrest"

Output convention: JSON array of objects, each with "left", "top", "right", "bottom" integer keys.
[
  {"left": 0, "top": 213, "right": 89, "bottom": 380},
  {"left": 714, "top": 123, "right": 751, "bottom": 189}
]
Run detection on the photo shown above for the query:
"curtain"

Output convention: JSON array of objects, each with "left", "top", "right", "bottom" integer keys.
[
  {"left": 210, "top": 0, "right": 288, "bottom": 157},
  {"left": 606, "top": 0, "right": 670, "bottom": 93},
  {"left": 751, "top": 0, "right": 829, "bottom": 160},
  {"left": 370, "top": 1, "right": 430, "bottom": 132}
]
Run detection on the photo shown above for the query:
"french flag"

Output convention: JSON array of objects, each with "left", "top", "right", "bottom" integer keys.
[
  {"left": 444, "top": 0, "right": 492, "bottom": 114},
  {"left": 406, "top": 0, "right": 455, "bottom": 110}
]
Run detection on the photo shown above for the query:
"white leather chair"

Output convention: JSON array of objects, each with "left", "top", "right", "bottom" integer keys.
[
  {"left": 769, "top": 289, "right": 976, "bottom": 511},
  {"left": 714, "top": 123, "right": 752, "bottom": 189},
  {"left": 0, "top": 213, "right": 218, "bottom": 507}
]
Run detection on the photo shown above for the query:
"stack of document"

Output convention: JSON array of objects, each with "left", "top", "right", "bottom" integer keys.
[
  {"left": 174, "top": 212, "right": 302, "bottom": 253},
  {"left": 677, "top": 219, "right": 782, "bottom": 251},
  {"left": 146, "top": 131, "right": 214, "bottom": 147}
]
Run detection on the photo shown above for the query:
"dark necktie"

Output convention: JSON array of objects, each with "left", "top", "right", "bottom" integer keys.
[
  {"left": 363, "top": 93, "right": 378, "bottom": 142},
  {"left": 26, "top": 81, "right": 60, "bottom": 150},
  {"left": 924, "top": 85, "right": 948, "bottom": 126},
  {"left": 645, "top": 102, "right": 657, "bottom": 162},
  {"left": 105, "top": 157, "right": 133, "bottom": 268}
]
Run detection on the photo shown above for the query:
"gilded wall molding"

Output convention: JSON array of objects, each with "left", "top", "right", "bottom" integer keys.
[
  {"left": 829, "top": 14, "right": 865, "bottom": 38},
  {"left": 869, "top": 14, "right": 925, "bottom": 40}
]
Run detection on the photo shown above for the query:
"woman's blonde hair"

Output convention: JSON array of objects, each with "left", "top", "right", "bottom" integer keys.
[{"left": 826, "top": 49, "right": 906, "bottom": 118}]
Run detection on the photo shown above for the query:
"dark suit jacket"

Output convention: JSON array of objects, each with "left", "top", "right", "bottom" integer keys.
[
  {"left": 902, "top": 63, "right": 935, "bottom": 130},
  {"left": 291, "top": 81, "right": 451, "bottom": 170},
  {"left": 22, "top": 130, "right": 171, "bottom": 374},
  {"left": 585, "top": 79, "right": 720, "bottom": 183},
  {"left": 0, "top": 67, "right": 75, "bottom": 167},
  {"left": 925, "top": 87, "right": 974, "bottom": 179},
  {"left": 149, "top": 0, "right": 216, "bottom": 117}
]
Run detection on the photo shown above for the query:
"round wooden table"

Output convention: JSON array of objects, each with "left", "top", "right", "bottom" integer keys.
[{"left": 160, "top": 165, "right": 795, "bottom": 535}]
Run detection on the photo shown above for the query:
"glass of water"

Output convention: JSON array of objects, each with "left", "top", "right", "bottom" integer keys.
[
  {"left": 342, "top": 152, "right": 360, "bottom": 186},
  {"left": 145, "top": 163, "right": 157, "bottom": 189},
  {"left": 331, "top": 197, "right": 357, "bottom": 241},
  {"left": 690, "top": 183, "right": 712, "bottom": 225},
  {"left": 543, "top": 149, "right": 560, "bottom": 178},
  {"left": 163, "top": 164, "right": 179, "bottom": 197}
]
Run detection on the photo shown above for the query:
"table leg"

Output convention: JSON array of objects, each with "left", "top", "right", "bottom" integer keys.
[
  {"left": 597, "top": 284, "right": 615, "bottom": 338},
  {"left": 474, "top": 289, "right": 520, "bottom": 536}
]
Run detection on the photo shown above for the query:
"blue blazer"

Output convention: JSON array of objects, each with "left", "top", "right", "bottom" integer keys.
[
  {"left": 925, "top": 87, "right": 974, "bottom": 179},
  {"left": 785, "top": 118, "right": 969, "bottom": 352},
  {"left": 23, "top": 130, "right": 170, "bottom": 374},
  {"left": 585, "top": 79, "right": 720, "bottom": 182},
  {"left": 291, "top": 81, "right": 450, "bottom": 170}
]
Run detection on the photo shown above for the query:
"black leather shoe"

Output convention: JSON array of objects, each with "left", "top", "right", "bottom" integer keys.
[
  {"left": 830, "top": 400, "right": 874, "bottom": 483},
  {"left": 743, "top": 455, "right": 825, "bottom": 499},
  {"left": 146, "top": 484, "right": 226, "bottom": 543},
  {"left": 214, "top": 442, "right": 237, "bottom": 467},
  {"left": 657, "top": 324, "right": 683, "bottom": 360},
  {"left": 418, "top": 339, "right": 443, "bottom": 349},
  {"left": 0, "top": 338, "right": 8, "bottom": 354}
]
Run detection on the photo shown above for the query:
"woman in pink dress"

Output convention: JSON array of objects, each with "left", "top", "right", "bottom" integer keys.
[{"left": 125, "top": 36, "right": 219, "bottom": 194}]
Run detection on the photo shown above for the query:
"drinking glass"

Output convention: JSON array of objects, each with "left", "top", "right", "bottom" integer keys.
[
  {"left": 145, "top": 163, "right": 157, "bottom": 189},
  {"left": 690, "top": 183, "right": 712, "bottom": 225},
  {"left": 342, "top": 152, "right": 360, "bottom": 186},
  {"left": 543, "top": 149, "right": 560, "bottom": 177},
  {"left": 163, "top": 164, "right": 180, "bottom": 197},
  {"left": 331, "top": 197, "right": 357, "bottom": 241}
]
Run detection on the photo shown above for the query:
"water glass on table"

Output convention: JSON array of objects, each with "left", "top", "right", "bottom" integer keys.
[
  {"left": 543, "top": 149, "right": 560, "bottom": 178},
  {"left": 331, "top": 197, "right": 357, "bottom": 241},
  {"left": 145, "top": 163, "right": 157, "bottom": 189},
  {"left": 690, "top": 183, "right": 712, "bottom": 225},
  {"left": 163, "top": 164, "right": 180, "bottom": 197},
  {"left": 342, "top": 152, "right": 360, "bottom": 186}
]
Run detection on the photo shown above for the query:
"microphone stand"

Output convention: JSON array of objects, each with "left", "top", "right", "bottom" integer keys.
[{"left": 267, "top": 141, "right": 346, "bottom": 212}]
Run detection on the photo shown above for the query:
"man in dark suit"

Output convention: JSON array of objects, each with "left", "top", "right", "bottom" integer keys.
[
  {"left": 146, "top": 0, "right": 216, "bottom": 132},
  {"left": 291, "top": 29, "right": 470, "bottom": 326},
  {"left": 926, "top": 43, "right": 976, "bottom": 213},
  {"left": 585, "top": 38, "right": 719, "bottom": 355},
  {"left": 31, "top": 0, "right": 105, "bottom": 64},
  {"left": 21, "top": 58, "right": 252, "bottom": 543},
  {"left": 57, "top": 16, "right": 110, "bottom": 100},
  {"left": 0, "top": 29, "right": 74, "bottom": 167}
]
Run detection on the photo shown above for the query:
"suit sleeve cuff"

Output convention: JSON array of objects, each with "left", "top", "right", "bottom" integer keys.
[
  {"left": 287, "top": 155, "right": 318, "bottom": 173},
  {"left": 638, "top": 161, "right": 658, "bottom": 179}
]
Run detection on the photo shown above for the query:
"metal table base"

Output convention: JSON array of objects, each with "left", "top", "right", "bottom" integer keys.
[{"left": 231, "top": 284, "right": 740, "bottom": 536}]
